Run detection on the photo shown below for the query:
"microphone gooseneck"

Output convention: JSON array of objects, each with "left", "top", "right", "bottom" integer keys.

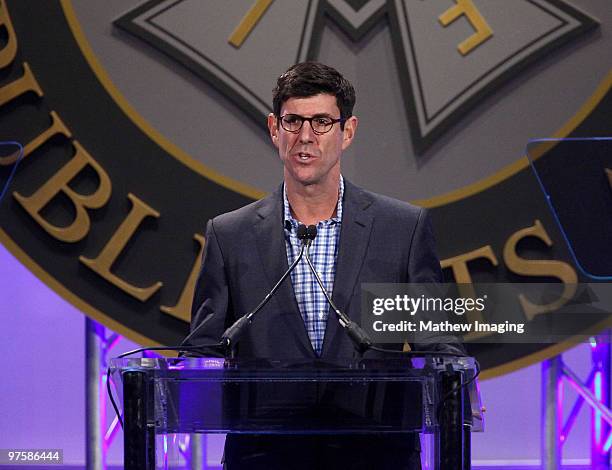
[{"left": 302, "top": 224, "right": 373, "bottom": 354}]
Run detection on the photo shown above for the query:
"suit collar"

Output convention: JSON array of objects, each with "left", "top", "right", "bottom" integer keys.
[{"left": 321, "top": 179, "right": 374, "bottom": 357}]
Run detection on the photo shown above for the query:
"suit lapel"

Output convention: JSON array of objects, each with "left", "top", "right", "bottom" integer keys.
[
  {"left": 321, "top": 180, "right": 374, "bottom": 357},
  {"left": 253, "top": 187, "right": 314, "bottom": 356}
]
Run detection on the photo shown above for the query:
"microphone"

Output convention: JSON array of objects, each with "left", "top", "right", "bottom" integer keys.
[
  {"left": 219, "top": 224, "right": 310, "bottom": 356},
  {"left": 306, "top": 224, "right": 317, "bottom": 242},
  {"left": 302, "top": 225, "right": 373, "bottom": 354}
]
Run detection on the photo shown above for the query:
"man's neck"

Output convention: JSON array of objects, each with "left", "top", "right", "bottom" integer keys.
[{"left": 285, "top": 177, "right": 341, "bottom": 226}]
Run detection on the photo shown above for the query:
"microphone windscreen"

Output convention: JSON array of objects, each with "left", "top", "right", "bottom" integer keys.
[
  {"left": 297, "top": 224, "right": 308, "bottom": 240},
  {"left": 307, "top": 225, "right": 317, "bottom": 240}
]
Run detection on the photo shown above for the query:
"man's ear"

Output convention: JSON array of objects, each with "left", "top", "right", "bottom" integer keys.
[
  {"left": 341, "top": 115, "right": 358, "bottom": 151},
  {"left": 267, "top": 113, "right": 279, "bottom": 148}
]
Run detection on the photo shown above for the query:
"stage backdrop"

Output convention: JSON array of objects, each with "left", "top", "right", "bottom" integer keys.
[{"left": 0, "top": 0, "right": 610, "bottom": 376}]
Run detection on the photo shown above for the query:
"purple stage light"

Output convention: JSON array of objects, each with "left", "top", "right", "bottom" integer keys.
[
  {"left": 594, "top": 370, "right": 603, "bottom": 449},
  {"left": 604, "top": 430, "right": 612, "bottom": 453}
]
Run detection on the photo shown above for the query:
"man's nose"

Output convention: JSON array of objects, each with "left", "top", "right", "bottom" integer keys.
[{"left": 299, "top": 119, "right": 316, "bottom": 142}]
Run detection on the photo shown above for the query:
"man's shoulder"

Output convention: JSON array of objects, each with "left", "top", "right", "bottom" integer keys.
[
  {"left": 346, "top": 181, "right": 423, "bottom": 221},
  {"left": 210, "top": 190, "right": 280, "bottom": 231}
]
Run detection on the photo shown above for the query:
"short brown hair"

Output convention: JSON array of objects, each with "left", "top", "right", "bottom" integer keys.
[{"left": 272, "top": 62, "right": 356, "bottom": 127}]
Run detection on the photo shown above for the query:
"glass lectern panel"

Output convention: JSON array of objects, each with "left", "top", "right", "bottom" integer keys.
[
  {"left": 111, "top": 356, "right": 481, "bottom": 469},
  {"left": 111, "top": 356, "right": 482, "bottom": 434}
]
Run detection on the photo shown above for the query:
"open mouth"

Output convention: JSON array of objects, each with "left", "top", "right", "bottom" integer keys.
[{"left": 297, "top": 152, "right": 314, "bottom": 161}]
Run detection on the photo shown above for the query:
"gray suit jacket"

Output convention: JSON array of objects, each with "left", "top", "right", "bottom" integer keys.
[{"left": 187, "top": 179, "right": 455, "bottom": 358}]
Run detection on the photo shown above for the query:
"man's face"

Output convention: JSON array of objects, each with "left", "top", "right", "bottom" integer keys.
[{"left": 267, "top": 93, "right": 357, "bottom": 188}]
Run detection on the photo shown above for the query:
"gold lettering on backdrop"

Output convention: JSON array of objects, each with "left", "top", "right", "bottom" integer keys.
[
  {"left": 13, "top": 141, "right": 112, "bottom": 242},
  {"left": 441, "top": 245, "right": 499, "bottom": 295},
  {"left": 0, "top": 63, "right": 52, "bottom": 165},
  {"left": 1, "top": 112, "right": 72, "bottom": 165},
  {"left": 80, "top": 193, "right": 163, "bottom": 302},
  {"left": 441, "top": 245, "right": 498, "bottom": 338},
  {"left": 160, "top": 234, "right": 205, "bottom": 322},
  {"left": 503, "top": 220, "right": 577, "bottom": 321},
  {"left": 22, "top": 111, "right": 72, "bottom": 159},
  {"left": 228, "top": 0, "right": 273, "bottom": 48},
  {"left": 0, "top": 0, "right": 18, "bottom": 68},
  {"left": 0, "top": 63, "right": 42, "bottom": 107},
  {"left": 438, "top": 0, "right": 493, "bottom": 55}
]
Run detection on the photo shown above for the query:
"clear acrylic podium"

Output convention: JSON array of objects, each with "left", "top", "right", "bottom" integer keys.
[{"left": 110, "top": 356, "right": 482, "bottom": 469}]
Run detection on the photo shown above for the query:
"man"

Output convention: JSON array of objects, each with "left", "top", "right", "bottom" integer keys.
[{"left": 186, "top": 62, "right": 453, "bottom": 469}]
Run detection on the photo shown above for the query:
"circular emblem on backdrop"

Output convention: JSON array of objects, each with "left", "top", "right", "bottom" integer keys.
[{"left": 0, "top": 0, "right": 610, "bottom": 376}]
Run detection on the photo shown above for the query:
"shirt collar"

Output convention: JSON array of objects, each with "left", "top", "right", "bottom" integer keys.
[{"left": 283, "top": 176, "right": 344, "bottom": 229}]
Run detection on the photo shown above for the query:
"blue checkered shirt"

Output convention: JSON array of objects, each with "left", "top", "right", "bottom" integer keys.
[{"left": 283, "top": 177, "right": 344, "bottom": 356}]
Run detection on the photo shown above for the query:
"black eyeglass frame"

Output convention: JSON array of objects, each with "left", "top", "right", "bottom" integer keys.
[{"left": 278, "top": 113, "right": 346, "bottom": 135}]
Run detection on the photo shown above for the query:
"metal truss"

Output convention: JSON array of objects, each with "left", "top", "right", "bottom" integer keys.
[
  {"left": 542, "top": 333, "right": 611, "bottom": 469},
  {"left": 85, "top": 318, "right": 206, "bottom": 469},
  {"left": 85, "top": 318, "right": 121, "bottom": 470}
]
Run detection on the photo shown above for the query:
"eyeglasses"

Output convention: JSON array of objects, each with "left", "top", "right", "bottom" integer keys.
[{"left": 279, "top": 114, "right": 344, "bottom": 135}]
